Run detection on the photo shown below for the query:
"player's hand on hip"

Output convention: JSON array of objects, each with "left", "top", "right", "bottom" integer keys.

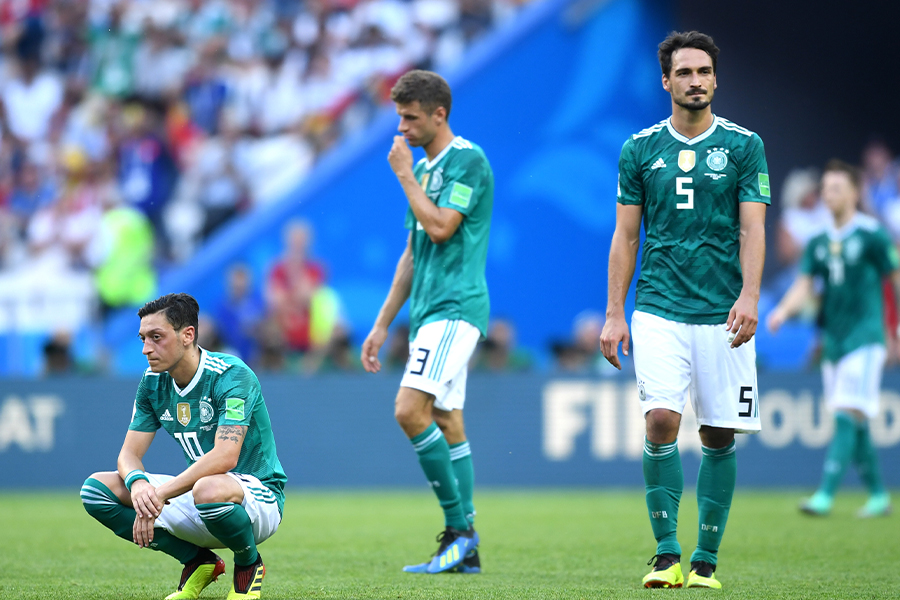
[
  {"left": 133, "top": 513, "right": 157, "bottom": 548},
  {"left": 130, "top": 479, "right": 163, "bottom": 519},
  {"left": 599, "top": 314, "right": 630, "bottom": 370},
  {"left": 727, "top": 293, "right": 759, "bottom": 348},
  {"left": 388, "top": 136, "right": 413, "bottom": 176},
  {"left": 361, "top": 326, "right": 388, "bottom": 373}
]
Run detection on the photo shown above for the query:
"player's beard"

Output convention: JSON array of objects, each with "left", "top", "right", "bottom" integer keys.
[{"left": 675, "top": 91, "right": 712, "bottom": 111}]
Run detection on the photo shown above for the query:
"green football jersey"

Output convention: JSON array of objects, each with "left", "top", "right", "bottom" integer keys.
[
  {"left": 405, "top": 136, "right": 494, "bottom": 339},
  {"left": 129, "top": 349, "right": 287, "bottom": 514},
  {"left": 618, "top": 116, "right": 770, "bottom": 324},
  {"left": 801, "top": 213, "right": 900, "bottom": 362}
]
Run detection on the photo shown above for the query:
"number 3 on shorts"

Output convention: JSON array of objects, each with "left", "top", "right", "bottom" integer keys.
[
  {"left": 408, "top": 348, "right": 430, "bottom": 376},
  {"left": 738, "top": 386, "right": 754, "bottom": 418}
]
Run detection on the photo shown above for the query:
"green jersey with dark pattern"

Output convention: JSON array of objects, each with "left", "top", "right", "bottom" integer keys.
[
  {"left": 617, "top": 116, "right": 770, "bottom": 324},
  {"left": 405, "top": 136, "right": 494, "bottom": 339},
  {"left": 129, "top": 349, "right": 287, "bottom": 514},
  {"left": 801, "top": 213, "right": 900, "bottom": 362}
]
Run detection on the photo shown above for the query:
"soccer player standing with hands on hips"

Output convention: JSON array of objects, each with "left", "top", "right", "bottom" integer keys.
[
  {"left": 81, "top": 293, "right": 286, "bottom": 600},
  {"left": 600, "top": 31, "right": 769, "bottom": 589},
  {"left": 768, "top": 160, "right": 895, "bottom": 518},
  {"left": 361, "top": 70, "right": 493, "bottom": 574}
]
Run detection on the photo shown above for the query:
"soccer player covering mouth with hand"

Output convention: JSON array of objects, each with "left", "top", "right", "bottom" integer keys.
[
  {"left": 361, "top": 70, "right": 494, "bottom": 574},
  {"left": 81, "top": 293, "right": 286, "bottom": 600},
  {"left": 600, "top": 31, "right": 770, "bottom": 589}
]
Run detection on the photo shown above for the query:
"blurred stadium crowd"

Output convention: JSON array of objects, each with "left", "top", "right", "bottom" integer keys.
[
  {"left": 0, "top": 0, "right": 527, "bottom": 375},
  {"left": 2, "top": 0, "right": 899, "bottom": 378}
]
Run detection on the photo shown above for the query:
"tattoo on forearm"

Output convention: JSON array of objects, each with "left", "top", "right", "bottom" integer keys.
[{"left": 217, "top": 425, "right": 245, "bottom": 444}]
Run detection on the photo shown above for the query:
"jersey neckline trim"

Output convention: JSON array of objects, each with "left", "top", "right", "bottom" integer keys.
[
  {"left": 172, "top": 347, "right": 208, "bottom": 397},
  {"left": 665, "top": 115, "right": 719, "bottom": 146},
  {"left": 827, "top": 212, "right": 874, "bottom": 241},
  {"left": 424, "top": 136, "right": 462, "bottom": 170}
]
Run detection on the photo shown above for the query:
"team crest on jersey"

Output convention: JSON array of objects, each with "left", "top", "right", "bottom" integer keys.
[
  {"left": 200, "top": 400, "right": 214, "bottom": 424},
  {"left": 177, "top": 402, "right": 191, "bottom": 426},
  {"left": 706, "top": 148, "right": 729, "bottom": 171},
  {"left": 678, "top": 150, "right": 695, "bottom": 172},
  {"left": 430, "top": 168, "right": 443, "bottom": 191},
  {"left": 845, "top": 237, "right": 863, "bottom": 263}
]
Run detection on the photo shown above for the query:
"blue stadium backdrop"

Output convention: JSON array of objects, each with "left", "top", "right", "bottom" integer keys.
[
  {"left": 102, "top": 0, "right": 679, "bottom": 373},
  {"left": 2, "top": 373, "right": 899, "bottom": 489}
]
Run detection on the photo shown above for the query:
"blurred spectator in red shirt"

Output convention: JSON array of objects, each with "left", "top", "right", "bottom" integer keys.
[{"left": 265, "top": 218, "right": 325, "bottom": 353}]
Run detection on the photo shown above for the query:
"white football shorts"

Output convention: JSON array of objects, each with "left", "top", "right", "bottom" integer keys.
[
  {"left": 148, "top": 472, "right": 282, "bottom": 549},
  {"left": 631, "top": 310, "right": 760, "bottom": 433},
  {"left": 400, "top": 319, "right": 481, "bottom": 411},
  {"left": 822, "top": 344, "right": 886, "bottom": 419}
]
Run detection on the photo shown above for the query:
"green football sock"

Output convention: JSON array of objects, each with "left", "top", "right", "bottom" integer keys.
[
  {"left": 411, "top": 423, "right": 469, "bottom": 531},
  {"left": 197, "top": 502, "right": 258, "bottom": 566},
  {"left": 449, "top": 441, "right": 476, "bottom": 526},
  {"left": 691, "top": 441, "right": 736, "bottom": 566},
  {"left": 853, "top": 419, "right": 886, "bottom": 496},
  {"left": 819, "top": 412, "right": 856, "bottom": 497},
  {"left": 81, "top": 477, "right": 200, "bottom": 563},
  {"left": 643, "top": 439, "right": 683, "bottom": 557}
]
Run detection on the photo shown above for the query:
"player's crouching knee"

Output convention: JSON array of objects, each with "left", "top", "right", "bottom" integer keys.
[
  {"left": 192, "top": 475, "right": 235, "bottom": 505},
  {"left": 81, "top": 472, "right": 123, "bottom": 515}
]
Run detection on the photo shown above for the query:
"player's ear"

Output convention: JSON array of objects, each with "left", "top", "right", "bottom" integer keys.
[
  {"left": 661, "top": 73, "right": 670, "bottom": 92},
  {"left": 433, "top": 106, "right": 447, "bottom": 125},
  {"left": 183, "top": 325, "right": 196, "bottom": 346}
]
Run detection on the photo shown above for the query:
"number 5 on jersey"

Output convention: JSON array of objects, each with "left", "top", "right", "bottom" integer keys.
[{"left": 676, "top": 177, "right": 693, "bottom": 209}]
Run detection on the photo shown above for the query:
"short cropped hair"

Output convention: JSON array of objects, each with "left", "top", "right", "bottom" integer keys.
[
  {"left": 658, "top": 31, "right": 719, "bottom": 77},
  {"left": 138, "top": 293, "right": 200, "bottom": 341},
  {"left": 823, "top": 159, "right": 862, "bottom": 192},
  {"left": 390, "top": 70, "right": 452, "bottom": 118}
]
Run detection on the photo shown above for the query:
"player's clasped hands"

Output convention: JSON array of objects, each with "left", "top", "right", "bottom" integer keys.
[{"left": 130, "top": 479, "right": 163, "bottom": 547}]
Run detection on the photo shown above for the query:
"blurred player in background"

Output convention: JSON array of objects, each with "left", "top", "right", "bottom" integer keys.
[
  {"left": 600, "top": 31, "right": 769, "bottom": 589},
  {"left": 81, "top": 293, "right": 286, "bottom": 600},
  {"left": 768, "top": 160, "right": 896, "bottom": 518},
  {"left": 361, "top": 70, "right": 493, "bottom": 574}
]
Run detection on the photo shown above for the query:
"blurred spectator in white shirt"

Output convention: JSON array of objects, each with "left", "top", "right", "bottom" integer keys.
[{"left": 775, "top": 167, "right": 830, "bottom": 269}]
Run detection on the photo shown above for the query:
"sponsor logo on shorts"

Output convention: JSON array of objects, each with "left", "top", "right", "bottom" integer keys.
[{"left": 638, "top": 380, "right": 647, "bottom": 402}]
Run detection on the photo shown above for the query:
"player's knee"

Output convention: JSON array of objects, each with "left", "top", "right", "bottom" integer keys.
[
  {"left": 698, "top": 426, "right": 735, "bottom": 449},
  {"left": 192, "top": 476, "right": 231, "bottom": 505},
  {"left": 645, "top": 409, "right": 681, "bottom": 443},
  {"left": 82, "top": 472, "right": 124, "bottom": 512}
]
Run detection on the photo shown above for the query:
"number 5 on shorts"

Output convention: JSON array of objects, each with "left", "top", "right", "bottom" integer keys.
[{"left": 738, "top": 386, "right": 754, "bottom": 418}]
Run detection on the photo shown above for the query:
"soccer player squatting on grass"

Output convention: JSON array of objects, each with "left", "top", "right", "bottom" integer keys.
[
  {"left": 768, "top": 160, "right": 895, "bottom": 518},
  {"left": 361, "top": 69, "right": 493, "bottom": 574},
  {"left": 81, "top": 293, "right": 287, "bottom": 600},
  {"left": 600, "top": 31, "right": 769, "bottom": 589}
]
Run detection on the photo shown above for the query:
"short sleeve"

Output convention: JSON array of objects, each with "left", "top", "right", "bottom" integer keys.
[
  {"left": 435, "top": 153, "right": 487, "bottom": 216},
  {"left": 214, "top": 365, "right": 261, "bottom": 427},
  {"left": 617, "top": 138, "right": 643, "bottom": 205},
  {"left": 871, "top": 227, "right": 900, "bottom": 276},
  {"left": 128, "top": 374, "right": 161, "bottom": 432},
  {"left": 799, "top": 238, "right": 818, "bottom": 276},
  {"left": 737, "top": 134, "right": 771, "bottom": 204}
]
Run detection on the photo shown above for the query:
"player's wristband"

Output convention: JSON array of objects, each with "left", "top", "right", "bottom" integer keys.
[{"left": 124, "top": 470, "right": 149, "bottom": 492}]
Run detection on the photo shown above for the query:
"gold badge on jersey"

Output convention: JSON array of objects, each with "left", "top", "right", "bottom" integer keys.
[
  {"left": 177, "top": 402, "right": 191, "bottom": 426},
  {"left": 830, "top": 240, "right": 842, "bottom": 256},
  {"left": 420, "top": 173, "right": 430, "bottom": 191},
  {"left": 678, "top": 150, "right": 696, "bottom": 172}
]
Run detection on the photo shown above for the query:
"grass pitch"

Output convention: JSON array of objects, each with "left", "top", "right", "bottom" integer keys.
[{"left": 1, "top": 489, "right": 897, "bottom": 599}]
